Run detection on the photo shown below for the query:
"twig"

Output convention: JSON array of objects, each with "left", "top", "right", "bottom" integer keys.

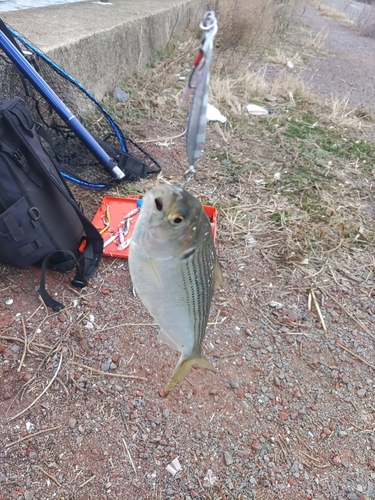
[
  {"left": 336, "top": 341, "right": 375, "bottom": 370},
  {"left": 55, "top": 376, "right": 69, "bottom": 396},
  {"left": 36, "top": 466, "right": 61, "bottom": 487},
  {"left": 17, "top": 317, "right": 27, "bottom": 372},
  {"left": 323, "top": 289, "right": 375, "bottom": 341},
  {"left": 0, "top": 334, "right": 51, "bottom": 351},
  {"left": 122, "top": 436, "right": 137, "bottom": 474},
  {"left": 137, "top": 129, "right": 186, "bottom": 144},
  {"left": 68, "top": 360, "right": 147, "bottom": 380},
  {"left": 79, "top": 475, "right": 96, "bottom": 488},
  {"left": 26, "top": 303, "right": 43, "bottom": 322},
  {"left": 120, "top": 408, "right": 129, "bottom": 432},
  {"left": 310, "top": 287, "right": 328, "bottom": 339},
  {"left": 7, "top": 354, "right": 63, "bottom": 422},
  {"left": 100, "top": 322, "right": 157, "bottom": 332},
  {"left": 299, "top": 450, "right": 330, "bottom": 468},
  {"left": 254, "top": 307, "right": 276, "bottom": 327},
  {"left": 348, "top": 421, "right": 374, "bottom": 433},
  {"left": 5, "top": 425, "right": 61, "bottom": 448},
  {"left": 299, "top": 450, "right": 321, "bottom": 463}
]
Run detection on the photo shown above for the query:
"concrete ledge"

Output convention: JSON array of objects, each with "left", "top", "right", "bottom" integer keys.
[{"left": 1, "top": 0, "right": 198, "bottom": 99}]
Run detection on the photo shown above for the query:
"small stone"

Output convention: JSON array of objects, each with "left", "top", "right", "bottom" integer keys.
[
  {"left": 114, "top": 88, "right": 129, "bottom": 103},
  {"left": 24, "top": 491, "right": 34, "bottom": 500},
  {"left": 68, "top": 418, "right": 77, "bottom": 429},
  {"left": 265, "top": 94, "right": 277, "bottom": 102},
  {"left": 101, "top": 362, "right": 110, "bottom": 372},
  {"left": 224, "top": 451, "right": 233, "bottom": 466},
  {"left": 109, "top": 362, "right": 117, "bottom": 370},
  {"left": 162, "top": 409, "right": 170, "bottom": 419},
  {"left": 251, "top": 440, "right": 262, "bottom": 450},
  {"left": 29, "top": 452, "right": 37, "bottom": 460},
  {"left": 278, "top": 411, "right": 288, "bottom": 421},
  {"left": 0, "top": 343, "right": 5, "bottom": 353},
  {"left": 367, "top": 481, "right": 374, "bottom": 497},
  {"left": 357, "top": 388, "right": 366, "bottom": 398},
  {"left": 112, "top": 354, "right": 120, "bottom": 364},
  {"left": 237, "top": 389, "right": 244, "bottom": 398},
  {"left": 250, "top": 340, "right": 261, "bottom": 349},
  {"left": 294, "top": 389, "right": 301, "bottom": 398},
  {"left": 347, "top": 494, "right": 358, "bottom": 500},
  {"left": 333, "top": 455, "right": 342, "bottom": 466}
]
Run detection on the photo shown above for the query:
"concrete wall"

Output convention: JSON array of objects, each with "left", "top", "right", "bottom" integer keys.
[{"left": 1, "top": 0, "right": 201, "bottom": 100}]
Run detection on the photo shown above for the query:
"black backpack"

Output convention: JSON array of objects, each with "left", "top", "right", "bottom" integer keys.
[{"left": 0, "top": 96, "right": 103, "bottom": 310}]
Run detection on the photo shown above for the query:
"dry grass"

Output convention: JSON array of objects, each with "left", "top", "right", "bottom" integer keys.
[
  {"left": 310, "top": 0, "right": 353, "bottom": 24},
  {"left": 266, "top": 48, "right": 304, "bottom": 66},
  {"left": 209, "top": 68, "right": 310, "bottom": 116},
  {"left": 355, "top": 3, "right": 375, "bottom": 37}
]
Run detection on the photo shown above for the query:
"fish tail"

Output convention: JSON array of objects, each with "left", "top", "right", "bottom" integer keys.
[{"left": 163, "top": 354, "right": 216, "bottom": 397}]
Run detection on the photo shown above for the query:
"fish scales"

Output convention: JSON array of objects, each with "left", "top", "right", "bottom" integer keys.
[
  {"left": 129, "top": 185, "right": 222, "bottom": 395},
  {"left": 182, "top": 228, "right": 216, "bottom": 352}
]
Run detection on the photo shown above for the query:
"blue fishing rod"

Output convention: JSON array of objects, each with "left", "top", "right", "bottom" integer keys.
[{"left": 0, "top": 30, "right": 125, "bottom": 182}]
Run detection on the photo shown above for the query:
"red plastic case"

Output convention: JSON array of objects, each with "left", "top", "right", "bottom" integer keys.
[{"left": 92, "top": 195, "right": 217, "bottom": 258}]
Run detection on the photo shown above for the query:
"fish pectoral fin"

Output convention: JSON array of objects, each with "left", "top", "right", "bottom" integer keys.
[
  {"left": 163, "top": 354, "right": 216, "bottom": 397},
  {"left": 158, "top": 329, "right": 180, "bottom": 351},
  {"left": 142, "top": 258, "right": 163, "bottom": 287},
  {"left": 214, "top": 257, "right": 224, "bottom": 289}
]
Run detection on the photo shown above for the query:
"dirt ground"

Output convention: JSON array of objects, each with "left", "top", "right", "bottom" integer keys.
[{"left": 1, "top": 3, "right": 375, "bottom": 500}]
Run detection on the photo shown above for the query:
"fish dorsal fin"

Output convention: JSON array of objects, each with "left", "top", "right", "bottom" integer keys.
[
  {"left": 214, "top": 257, "right": 224, "bottom": 289},
  {"left": 158, "top": 329, "right": 180, "bottom": 352}
]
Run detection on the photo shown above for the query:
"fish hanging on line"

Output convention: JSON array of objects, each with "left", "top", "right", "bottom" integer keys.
[
  {"left": 180, "top": 11, "right": 218, "bottom": 171},
  {"left": 128, "top": 184, "right": 223, "bottom": 396}
]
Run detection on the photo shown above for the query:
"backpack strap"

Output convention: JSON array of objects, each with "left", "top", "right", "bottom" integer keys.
[
  {"left": 39, "top": 250, "right": 77, "bottom": 311},
  {"left": 38, "top": 161, "right": 103, "bottom": 303},
  {"left": 35, "top": 124, "right": 103, "bottom": 282},
  {"left": 31, "top": 126, "right": 103, "bottom": 309}
]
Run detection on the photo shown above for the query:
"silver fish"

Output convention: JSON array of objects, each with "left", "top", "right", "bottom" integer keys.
[{"left": 128, "top": 185, "right": 223, "bottom": 396}]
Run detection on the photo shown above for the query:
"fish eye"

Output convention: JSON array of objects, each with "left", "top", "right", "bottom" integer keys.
[
  {"left": 155, "top": 197, "right": 163, "bottom": 211},
  {"left": 169, "top": 212, "right": 185, "bottom": 225}
]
